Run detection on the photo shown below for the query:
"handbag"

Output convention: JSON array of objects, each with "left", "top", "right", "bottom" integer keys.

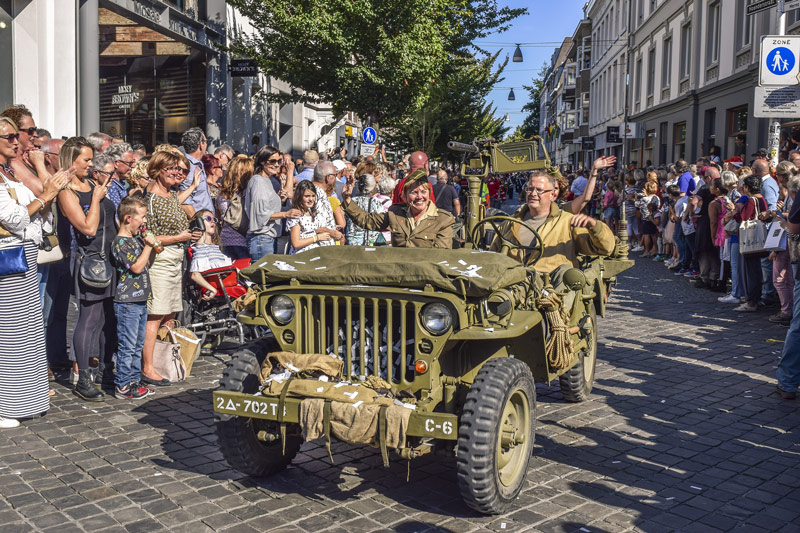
[
  {"left": 223, "top": 193, "right": 249, "bottom": 236},
  {"left": 739, "top": 198, "right": 769, "bottom": 255},
  {"left": 724, "top": 217, "right": 740, "bottom": 236},
  {"left": 158, "top": 320, "right": 201, "bottom": 377},
  {"left": 153, "top": 329, "right": 187, "bottom": 383},
  {"left": 78, "top": 185, "right": 112, "bottom": 288},
  {"left": 0, "top": 244, "right": 29, "bottom": 277},
  {"left": 762, "top": 220, "right": 787, "bottom": 252}
]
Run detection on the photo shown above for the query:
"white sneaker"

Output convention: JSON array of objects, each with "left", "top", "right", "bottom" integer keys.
[
  {"left": 0, "top": 416, "right": 20, "bottom": 429},
  {"left": 718, "top": 294, "right": 740, "bottom": 304},
  {"left": 733, "top": 303, "right": 757, "bottom": 312}
]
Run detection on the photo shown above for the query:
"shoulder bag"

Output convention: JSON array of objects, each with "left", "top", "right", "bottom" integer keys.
[
  {"left": 223, "top": 193, "right": 249, "bottom": 236},
  {"left": 77, "top": 186, "right": 113, "bottom": 288},
  {"left": 153, "top": 326, "right": 186, "bottom": 383},
  {"left": 38, "top": 203, "right": 63, "bottom": 264},
  {"left": 788, "top": 231, "right": 800, "bottom": 264},
  {"left": 0, "top": 178, "right": 30, "bottom": 277},
  {"left": 739, "top": 197, "right": 769, "bottom": 255}
]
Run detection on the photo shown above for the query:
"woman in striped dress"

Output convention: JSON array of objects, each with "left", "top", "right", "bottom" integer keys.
[{"left": 0, "top": 117, "right": 69, "bottom": 428}]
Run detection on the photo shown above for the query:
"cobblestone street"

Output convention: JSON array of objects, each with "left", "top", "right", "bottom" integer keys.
[{"left": 1, "top": 255, "right": 799, "bottom": 533}]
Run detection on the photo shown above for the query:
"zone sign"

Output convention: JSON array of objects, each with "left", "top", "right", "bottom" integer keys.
[{"left": 760, "top": 35, "right": 800, "bottom": 86}]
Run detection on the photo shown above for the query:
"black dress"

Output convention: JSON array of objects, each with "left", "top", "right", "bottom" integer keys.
[
  {"left": 694, "top": 186, "right": 714, "bottom": 253},
  {"left": 70, "top": 184, "right": 117, "bottom": 300}
]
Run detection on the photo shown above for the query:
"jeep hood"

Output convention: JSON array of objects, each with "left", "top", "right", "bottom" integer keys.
[{"left": 240, "top": 246, "right": 528, "bottom": 298}]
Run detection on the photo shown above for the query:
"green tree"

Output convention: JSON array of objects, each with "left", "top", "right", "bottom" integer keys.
[
  {"left": 520, "top": 62, "right": 549, "bottom": 138},
  {"left": 227, "top": 0, "right": 525, "bottom": 124},
  {"left": 382, "top": 51, "right": 509, "bottom": 160}
]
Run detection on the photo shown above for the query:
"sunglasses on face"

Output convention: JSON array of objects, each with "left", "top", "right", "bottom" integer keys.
[
  {"left": 20, "top": 127, "right": 37, "bottom": 136},
  {"left": 0, "top": 133, "right": 20, "bottom": 142},
  {"left": 265, "top": 158, "right": 281, "bottom": 166},
  {"left": 202, "top": 215, "right": 219, "bottom": 223},
  {"left": 165, "top": 166, "right": 190, "bottom": 176}
]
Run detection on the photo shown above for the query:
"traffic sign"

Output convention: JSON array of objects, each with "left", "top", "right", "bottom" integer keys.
[
  {"left": 747, "top": 0, "right": 776, "bottom": 16},
  {"left": 362, "top": 127, "right": 377, "bottom": 145},
  {"left": 360, "top": 144, "right": 376, "bottom": 157},
  {"left": 759, "top": 35, "right": 800, "bottom": 85}
]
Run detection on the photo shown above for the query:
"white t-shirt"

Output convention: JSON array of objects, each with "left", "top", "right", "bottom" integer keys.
[
  {"left": 190, "top": 243, "right": 233, "bottom": 272},
  {"left": 674, "top": 196, "right": 695, "bottom": 235}
]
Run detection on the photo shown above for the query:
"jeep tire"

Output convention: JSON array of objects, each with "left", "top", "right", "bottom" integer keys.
[
  {"left": 559, "top": 306, "right": 598, "bottom": 402},
  {"left": 215, "top": 347, "right": 302, "bottom": 476},
  {"left": 456, "top": 358, "right": 536, "bottom": 514}
]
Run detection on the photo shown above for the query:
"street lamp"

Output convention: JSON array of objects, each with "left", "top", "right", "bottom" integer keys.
[
  {"left": 508, "top": 88, "right": 516, "bottom": 101},
  {"left": 513, "top": 44, "right": 523, "bottom": 63}
]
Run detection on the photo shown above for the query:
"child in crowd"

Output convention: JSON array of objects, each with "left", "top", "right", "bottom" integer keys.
[
  {"left": 189, "top": 210, "right": 234, "bottom": 300},
  {"left": 287, "top": 181, "right": 333, "bottom": 254},
  {"left": 111, "top": 196, "right": 157, "bottom": 400}
]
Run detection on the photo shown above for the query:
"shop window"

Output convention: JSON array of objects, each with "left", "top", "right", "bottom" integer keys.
[
  {"left": 727, "top": 106, "right": 747, "bottom": 159},
  {"left": 644, "top": 130, "right": 655, "bottom": 166},
  {"left": 674, "top": 121, "right": 686, "bottom": 161}
]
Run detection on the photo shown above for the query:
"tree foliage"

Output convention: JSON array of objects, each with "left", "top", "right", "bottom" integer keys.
[
  {"left": 227, "top": 0, "right": 526, "bottom": 123},
  {"left": 381, "top": 52, "right": 509, "bottom": 160},
  {"left": 520, "top": 62, "right": 549, "bottom": 138}
]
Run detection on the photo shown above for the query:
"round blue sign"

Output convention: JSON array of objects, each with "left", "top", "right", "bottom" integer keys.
[
  {"left": 766, "top": 47, "right": 795, "bottom": 75},
  {"left": 362, "top": 127, "right": 377, "bottom": 145}
]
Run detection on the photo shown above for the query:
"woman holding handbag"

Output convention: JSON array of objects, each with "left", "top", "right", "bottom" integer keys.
[
  {"left": 733, "top": 175, "right": 768, "bottom": 312},
  {"left": 0, "top": 117, "right": 69, "bottom": 426},
  {"left": 57, "top": 137, "right": 118, "bottom": 401}
]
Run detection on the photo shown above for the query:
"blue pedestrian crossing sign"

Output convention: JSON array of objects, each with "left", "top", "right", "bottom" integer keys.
[
  {"left": 760, "top": 36, "right": 800, "bottom": 86},
  {"left": 362, "top": 127, "right": 377, "bottom": 145}
]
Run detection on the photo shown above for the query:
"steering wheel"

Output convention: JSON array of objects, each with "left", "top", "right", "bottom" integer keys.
[{"left": 470, "top": 215, "right": 543, "bottom": 262}]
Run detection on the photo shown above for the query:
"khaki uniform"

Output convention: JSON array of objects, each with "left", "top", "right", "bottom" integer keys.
[
  {"left": 344, "top": 200, "right": 454, "bottom": 248},
  {"left": 494, "top": 204, "right": 615, "bottom": 273}
]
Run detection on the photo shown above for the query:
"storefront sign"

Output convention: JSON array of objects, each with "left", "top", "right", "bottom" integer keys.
[
  {"left": 606, "top": 126, "right": 620, "bottom": 144},
  {"left": 111, "top": 85, "right": 140, "bottom": 109},
  {"left": 169, "top": 18, "right": 199, "bottom": 43},
  {"left": 581, "top": 137, "right": 595, "bottom": 150},
  {"left": 754, "top": 85, "right": 800, "bottom": 117},
  {"left": 132, "top": 0, "right": 162, "bottom": 25},
  {"left": 230, "top": 59, "right": 259, "bottom": 76}
]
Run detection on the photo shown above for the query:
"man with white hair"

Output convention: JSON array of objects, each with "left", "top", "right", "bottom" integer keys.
[
  {"left": 297, "top": 150, "right": 319, "bottom": 182},
  {"left": 214, "top": 144, "right": 234, "bottom": 171},
  {"left": 104, "top": 142, "right": 135, "bottom": 209},
  {"left": 87, "top": 131, "right": 112, "bottom": 154}
]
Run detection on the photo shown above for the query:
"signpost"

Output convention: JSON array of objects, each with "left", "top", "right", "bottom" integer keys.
[
  {"left": 747, "top": 0, "right": 777, "bottom": 16},
  {"left": 360, "top": 144, "right": 377, "bottom": 157},
  {"left": 759, "top": 35, "right": 800, "bottom": 84},
  {"left": 754, "top": 85, "right": 800, "bottom": 117}
]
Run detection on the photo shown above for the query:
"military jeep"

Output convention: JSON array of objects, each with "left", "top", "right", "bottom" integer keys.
[{"left": 212, "top": 138, "right": 633, "bottom": 514}]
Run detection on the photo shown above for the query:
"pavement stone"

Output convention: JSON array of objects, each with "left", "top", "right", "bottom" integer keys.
[{"left": 1, "top": 248, "right": 799, "bottom": 531}]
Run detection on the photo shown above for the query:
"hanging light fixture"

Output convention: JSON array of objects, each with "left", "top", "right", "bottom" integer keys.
[
  {"left": 508, "top": 88, "right": 516, "bottom": 101},
  {"left": 513, "top": 44, "right": 523, "bottom": 63}
]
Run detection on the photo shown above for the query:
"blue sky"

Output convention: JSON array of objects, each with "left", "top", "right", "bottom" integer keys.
[{"left": 480, "top": 0, "right": 591, "bottom": 134}]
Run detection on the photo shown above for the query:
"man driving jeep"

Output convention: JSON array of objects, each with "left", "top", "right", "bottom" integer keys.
[{"left": 493, "top": 170, "right": 616, "bottom": 273}]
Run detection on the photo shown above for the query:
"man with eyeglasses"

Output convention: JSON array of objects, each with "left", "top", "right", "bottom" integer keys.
[
  {"left": 103, "top": 142, "right": 136, "bottom": 210},
  {"left": 179, "top": 127, "right": 213, "bottom": 217},
  {"left": 0, "top": 104, "right": 49, "bottom": 197},
  {"left": 492, "top": 169, "right": 616, "bottom": 273},
  {"left": 214, "top": 144, "right": 234, "bottom": 171},
  {"left": 42, "top": 138, "right": 64, "bottom": 176}
]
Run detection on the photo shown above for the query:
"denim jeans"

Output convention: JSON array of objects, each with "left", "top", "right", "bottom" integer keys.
[
  {"left": 761, "top": 257, "right": 777, "bottom": 301},
  {"left": 114, "top": 302, "right": 148, "bottom": 389},
  {"left": 776, "top": 265, "right": 800, "bottom": 393},
  {"left": 246, "top": 234, "right": 276, "bottom": 261},
  {"left": 730, "top": 241, "right": 743, "bottom": 298}
]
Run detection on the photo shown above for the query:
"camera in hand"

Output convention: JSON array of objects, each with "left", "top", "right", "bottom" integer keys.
[{"left": 189, "top": 216, "right": 205, "bottom": 234}]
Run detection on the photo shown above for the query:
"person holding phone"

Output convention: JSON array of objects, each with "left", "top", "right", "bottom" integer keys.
[{"left": 57, "top": 137, "right": 119, "bottom": 401}]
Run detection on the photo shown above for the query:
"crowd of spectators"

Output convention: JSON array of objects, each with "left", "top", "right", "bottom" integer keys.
[{"left": 1, "top": 100, "right": 798, "bottom": 430}]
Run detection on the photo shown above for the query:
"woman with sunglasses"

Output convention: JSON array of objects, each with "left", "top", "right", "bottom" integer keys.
[
  {"left": 188, "top": 210, "right": 233, "bottom": 300},
  {"left": 0, "top": 118, "right": 69, "bottom": 426},
  {"left": 244, "top": 146, "right": 301, "bottom": 260},
  {"left": 56, "top": 137, "right": 119, "bottom": 401},
  {"left": 140, "top": 151, "right": 203, "bottom": 387},
  {"left": 127, "top": 156, "right": 151, "bottom": 197}
]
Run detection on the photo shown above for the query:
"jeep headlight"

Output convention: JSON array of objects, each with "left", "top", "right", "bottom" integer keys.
[
  {"left": 421, "top": 303, "right": 452, "bottom": 335},
  {"left": 269, "top": 295, "right": 295, "bottom": 324}
]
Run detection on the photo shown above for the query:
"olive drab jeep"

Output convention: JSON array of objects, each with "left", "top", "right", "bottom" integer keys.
[{"left": 212, "top": 137, "right": 633, "bottom": 514}]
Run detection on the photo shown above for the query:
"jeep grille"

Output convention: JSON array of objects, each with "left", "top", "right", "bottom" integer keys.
[{"left": 296, "top": 295, "right": 417, "bottom": 385}]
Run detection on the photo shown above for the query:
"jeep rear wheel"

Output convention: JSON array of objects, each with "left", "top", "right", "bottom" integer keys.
[
  {"left": 457, "top": 358, "right": 536, "bottom": 514},
  {"left": 559, "top": 306, "right": 597, "bottom": 402},
  {"left": 215, "top": 347, "right": 302, "bottom": 476}
]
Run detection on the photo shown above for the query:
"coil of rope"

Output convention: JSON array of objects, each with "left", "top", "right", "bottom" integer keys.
[{"left": 536, "top": 287, "right": 573, "bottom": 370}]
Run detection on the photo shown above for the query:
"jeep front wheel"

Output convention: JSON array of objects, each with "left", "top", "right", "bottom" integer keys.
[
  {"left": 215, "top": 348, "right": 302, "bottom": 476},
  {"left": 456, "top": 358, "right": 536, "bottom": 514},
  {"left": 559, "top": 306, "right": 597, "bottom": 402}
]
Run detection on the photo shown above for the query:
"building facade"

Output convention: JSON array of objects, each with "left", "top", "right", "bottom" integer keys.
[{"left": 0, "top": 0, "right": 352, "bottom": 156}]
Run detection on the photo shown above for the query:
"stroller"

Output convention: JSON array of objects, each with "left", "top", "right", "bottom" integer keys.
[{"left": 180, "top": 254, "right": 257, "bottom": 350}]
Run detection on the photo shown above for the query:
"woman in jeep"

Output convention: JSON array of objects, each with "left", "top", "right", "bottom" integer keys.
[{"left": 342, "top": 169, "right": 453, "bottom": 248}]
